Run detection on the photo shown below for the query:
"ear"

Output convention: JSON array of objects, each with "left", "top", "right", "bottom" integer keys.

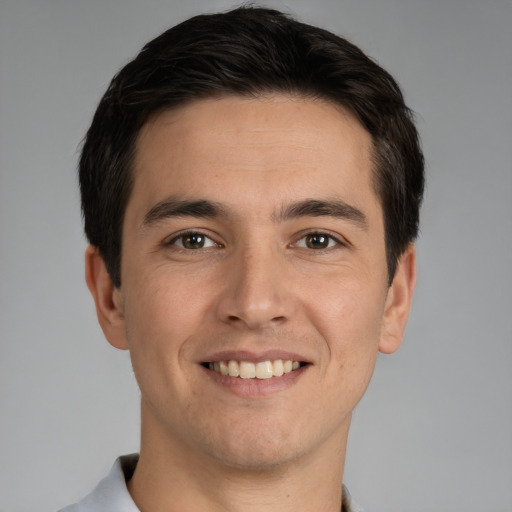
[
  {"left": 85, "top": 245, "right": 129, "bottom": 350},
  {"left": 378, "top": 244, "right": 417, "bottom": 354}
]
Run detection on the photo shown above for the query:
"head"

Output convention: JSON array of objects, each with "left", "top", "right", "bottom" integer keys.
[
  {"left": 81, "top": 6, "right": 424, "bottom": 472},
  {"left": 80, "top": 6, "right": 424, "bottom": 289}
]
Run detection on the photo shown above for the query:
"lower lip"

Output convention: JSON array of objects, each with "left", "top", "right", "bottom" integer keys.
[{"left": 200, "top": 365, "right": 309, "bottom": 398}]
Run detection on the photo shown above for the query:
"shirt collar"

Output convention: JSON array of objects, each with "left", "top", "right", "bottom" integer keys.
[
  {"left": 70, "top": 454, "right": 364, "bottom": 512},
  {"left": 70, "top": 454, "right": 140, "bottom": 512}
]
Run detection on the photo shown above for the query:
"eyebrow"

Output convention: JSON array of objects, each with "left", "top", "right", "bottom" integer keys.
[
  {"left": 142, "top": 197, "right": 368, "bottom": 230},
  {"left": 274, "top": 199, "right": 368, "bottom": 229},
  {"left": 142, "top": 198, "right": 230, "bottom": 226}
]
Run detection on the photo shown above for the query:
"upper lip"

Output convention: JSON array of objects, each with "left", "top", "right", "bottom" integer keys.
[{"left": 201, "top": 349, "right": 310, "bottom": 364}]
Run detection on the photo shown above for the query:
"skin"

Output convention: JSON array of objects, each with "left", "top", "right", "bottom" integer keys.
[{"left": 86, "top": 94, "right": 416, "bottom": 512}]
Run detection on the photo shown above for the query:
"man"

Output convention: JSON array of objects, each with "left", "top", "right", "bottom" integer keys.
[{"left": 60, "top": 6, "right": 424, "bottom": 512}]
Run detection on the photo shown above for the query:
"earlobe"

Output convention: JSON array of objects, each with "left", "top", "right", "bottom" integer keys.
[
  {"left": 378, "top": 244, "right": 417, "bottom": 354},
  {"left": 85, "top": 245, "right": 129, "bottom": 350}
]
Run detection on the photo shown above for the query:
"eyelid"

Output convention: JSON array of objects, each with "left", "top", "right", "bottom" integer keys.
[
  {"left": 292, "top": 229, "right": 348, "bottom": 249},
  {"left": 163, "top": 229, "right": 221, "bottom": 248},
  {"left": 161, "top": 228, "right": 347, "bottom": 250}
]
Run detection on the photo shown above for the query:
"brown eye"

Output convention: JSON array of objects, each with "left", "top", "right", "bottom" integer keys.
[
  {"left": 305, "top": 233, "right": 330, "bottom": 249},
  {"left": 171, "top": 232, "right": 217, "bottom": 249},
  {"left": 182, "top": 233, "right": 206, "bottom": 249},
  {"left": 294, "top": 232, "right": 340, "bottom": 250}
]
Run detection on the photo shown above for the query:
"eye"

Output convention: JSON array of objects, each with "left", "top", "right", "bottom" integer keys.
[
  {"left": 168, "top": 231, "right": 218, "bottom": 250},
  {"left": 295, "top": 232, "right": 341, "bottom": 250}
]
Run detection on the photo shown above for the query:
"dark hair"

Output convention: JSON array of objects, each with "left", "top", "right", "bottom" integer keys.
[{"left": 80, "top": 6, "right": 424, "bottom": 287}]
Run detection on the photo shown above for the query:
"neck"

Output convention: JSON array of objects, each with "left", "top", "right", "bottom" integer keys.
[{"left": 128, "top": 401, "right": 350, "bottom": 512}]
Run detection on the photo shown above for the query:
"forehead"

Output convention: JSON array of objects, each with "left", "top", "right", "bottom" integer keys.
[
  {"left": 130, "top": 94, "right": 377, "bottom": 221},
  {"left": 137, "top": 94, "right": 371, "bottom": 166}
]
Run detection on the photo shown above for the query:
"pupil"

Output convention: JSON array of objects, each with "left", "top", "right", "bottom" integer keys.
[
  {"left": 306, "top": 234, "right": 328, "bottom": 249},
  {"left": 184, "top": 233, "right": 204, "bottom": 249}
]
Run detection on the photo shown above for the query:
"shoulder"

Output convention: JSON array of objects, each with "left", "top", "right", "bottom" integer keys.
[
  {"left": 56, "top": 455, "right": 139, "bottom": 512},
  {"left": 342, "top": 484, "right": 366, "bottom": 512}
]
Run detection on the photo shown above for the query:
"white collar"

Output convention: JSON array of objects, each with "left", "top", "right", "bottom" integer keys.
[{"left": 61, "top": 454, "right": 364, "bottom": 512}]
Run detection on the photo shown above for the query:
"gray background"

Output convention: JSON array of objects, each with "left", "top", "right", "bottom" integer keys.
[{"left": 1, "top": 1, "right": 511, "bottom": 511}]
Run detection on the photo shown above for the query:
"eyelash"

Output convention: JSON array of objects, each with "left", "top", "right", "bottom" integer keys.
[
  {"left": 293, "top": 230, "right": 345, "bottom": 251},
  {"left": 165, "top": 230, "right": 221, "bottom": 250},
  {"left": 164, "top": 229, "right": 346, "bottom": 252}
]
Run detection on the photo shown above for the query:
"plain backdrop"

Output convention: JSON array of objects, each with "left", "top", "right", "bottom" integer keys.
[{"left": 1, "top": 1, "right": 511, "bottom": 511}]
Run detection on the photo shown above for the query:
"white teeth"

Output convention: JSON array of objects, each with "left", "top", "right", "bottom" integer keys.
[
  {"left": 239, "top": 361, "right": 256, "bottom": 379},
  {"left": 219, "top": 360, "right": 229, "bottom": 376},
  {"left": 272, "top": 359, "right": 284, "bottom": 377},
  {"left": 208, "top": 359, "right": 303, "bottom": 379},
  {"left": 255, "top": 361, "right": 273, "bottom": 379},
  {"left": 228, "top": 360, "right": 239, "bottom": 377}
]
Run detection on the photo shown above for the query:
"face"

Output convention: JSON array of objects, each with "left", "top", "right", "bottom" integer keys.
[{"left": 88, "top": 94, "right": 415, "bottom": 471}]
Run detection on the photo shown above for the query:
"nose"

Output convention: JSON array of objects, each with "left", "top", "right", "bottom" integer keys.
[{"left": 214, "top": 243, "right": 295, "bottom": 330}]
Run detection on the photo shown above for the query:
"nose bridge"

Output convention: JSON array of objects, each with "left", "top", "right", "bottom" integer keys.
[{"left": 216, "top": 240, "right": 291, "bottom": 329}]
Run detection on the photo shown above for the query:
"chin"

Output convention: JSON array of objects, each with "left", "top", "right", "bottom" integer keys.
[
  {"left": 196, "top": 420, "right": 314, "bottom": 472},
  {"left": 208, "top": 442, "right": 301, "bottom": 472}
]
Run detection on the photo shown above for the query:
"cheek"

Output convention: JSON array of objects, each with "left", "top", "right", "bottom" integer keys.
[
  {"left": 124, "top": 262, "right": 210, "bottom": 333},
  {"left": 120, "top": 276, "right": 207, "bottom": 418},
  {"left": 306, "top": 275, "right": 386, "bottom": 346},
  {"left": 303, "top": 274, "right": 386, "bottom": 394},
  {"left": 120, "top": 269, "right": 206, "bottom": 377}
]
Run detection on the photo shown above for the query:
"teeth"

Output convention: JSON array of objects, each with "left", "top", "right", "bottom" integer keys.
[
  {"left": 228, "top": 360, "right": 239, "bottom": 377},
  {"left": 208, "top": 359, "right": 303, "bottom": 379},
  {"left": 272, "top": 359, "right": 284, "bottom": 377},
  {"left": 255, "top": 361, "right": 273, "bottom": 379},
  {"left": 239, "top": 361, "right": 256, "bottom": 379},
  {"left": 219, "top": 360, "right": 229, "bottom": 376}
]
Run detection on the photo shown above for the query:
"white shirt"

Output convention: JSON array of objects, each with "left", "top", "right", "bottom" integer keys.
[{"left": 58, "top": 454, "right": 365, "bottom": 512}]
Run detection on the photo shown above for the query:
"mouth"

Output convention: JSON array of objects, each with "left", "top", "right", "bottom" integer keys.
[{"left": 202, "top": 359, "right": 308, "bottom": 380}]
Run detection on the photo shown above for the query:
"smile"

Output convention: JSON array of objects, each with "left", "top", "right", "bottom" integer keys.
[{"left": 206, "top": 359, "right": 303, "bottom": 379}]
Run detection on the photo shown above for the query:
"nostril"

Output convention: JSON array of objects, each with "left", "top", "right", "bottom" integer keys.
[{"left": 221, "top": 307, "right": 289, "bottom": 330}]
